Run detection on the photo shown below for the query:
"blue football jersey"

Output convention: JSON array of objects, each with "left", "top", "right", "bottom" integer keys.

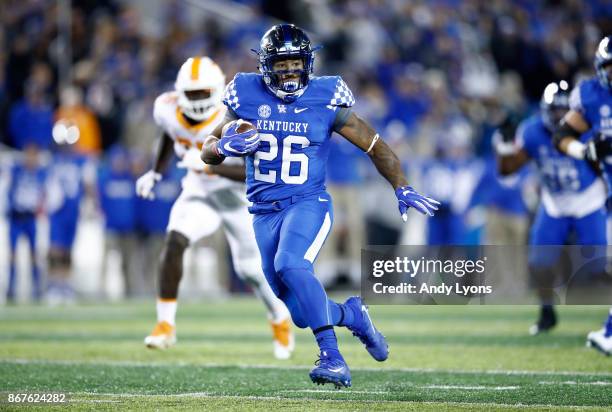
[
  {"left": 472, "top": 156, "right": 531, "bottom": 216},
  {"left": 48, "top": 153, "right": 90, "bottom": 204},
  {"left": 223, "top": 73, "right": 354, "bottom": 202},
  {"left": 7, "top": 163, "right": 48, "bottom": 214},
  {"left": 518, "top": 114, "right": 606, "bottom": 217},
  {"left": 570, "top": 77, "right": 612, "bottom": 135},
  {"left": 419, "top": 157, "right": 483, "bottom": 214},
  {"left": 570, "top": 77, "right": 612, "bottom": 194},
  {"left": 97, "top": 165, "right": 136, "bottom": 233}
]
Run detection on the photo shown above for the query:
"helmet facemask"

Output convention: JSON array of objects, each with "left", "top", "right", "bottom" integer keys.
[
  {"left": 177, "top": 88, "right": 219, "bottom": 121},
  {"left": 597, "top": 62, "right": 612, "bottom": 91},
  {"left": 258, "top": 50, "right": 314, "bottom": 102},
  {"left": 272, "top": 59, "right": 305, "bottom": 93}
]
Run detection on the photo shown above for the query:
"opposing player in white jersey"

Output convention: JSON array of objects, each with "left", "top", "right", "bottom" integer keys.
[{"left": 136, "top": 56, "right": 294, "bottom": 359}]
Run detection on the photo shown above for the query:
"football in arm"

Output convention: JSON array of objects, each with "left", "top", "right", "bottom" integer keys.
[{"left": 222, "top": 119, "right": 257, "bottom": 137}]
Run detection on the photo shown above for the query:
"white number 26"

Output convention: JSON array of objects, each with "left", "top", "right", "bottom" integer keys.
[{"left": 254, "top": 133, "right": 309, "bottom": 184}]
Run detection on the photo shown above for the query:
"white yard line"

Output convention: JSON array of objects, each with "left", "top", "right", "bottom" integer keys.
[
  {"left": 282, "top": 389, "right": 389, "bottom": 394},
  {"left": 66, "top": 393, "right": 603, "bottom": 410},
  {"left": 539, "top": 380, "right": 612, "bottom": 386},
  {"left": 421, "top": 385, "right": 519, "bottom": 390},
  {"left": 3, "top": 357, "right": 612, "bottom": 378},
  {"left": 284, "top": 385, "right": 520, "bottom": 393},
  {"left": 76, "top": 392, "right": 285, "bottom": 401}
]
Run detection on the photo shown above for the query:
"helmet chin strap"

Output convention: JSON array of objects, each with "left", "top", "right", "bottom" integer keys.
[
  {"left": 282, "top": 80, "right": 299, "bottom": 92},
  {"left": 261, "top": 67, "right": 310, "bottom": 102},
  {"left": 274, "top": 86, "right": 306, "bottom": 102},
  {"left": 273, "top": 76, "right": 307, "bottom": 102}
]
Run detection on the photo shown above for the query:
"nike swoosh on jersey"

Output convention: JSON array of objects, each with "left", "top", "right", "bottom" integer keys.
[
  {"left": 318, "top": 197, "right": 329, "bottom": 202},
  {"left": 294, "top": 107, "right": 308, "bottom": 113}
]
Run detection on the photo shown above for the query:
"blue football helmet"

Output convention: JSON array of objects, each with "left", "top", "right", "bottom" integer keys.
[
  {"left": 595, "top": 36, "right": 612, "bottom": 90},
  {"left": 540, "top": 80, "right": 570, "bottom": 131},
  {"left": 253, "top": 24, "right": 320, "bottom": 102}
]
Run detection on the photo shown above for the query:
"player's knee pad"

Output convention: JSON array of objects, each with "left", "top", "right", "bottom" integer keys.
[
  {"left": 159, "top": 231, "right": 189, "bottom": 299},
  {"left": 274, "top": 251, "right": 312, "bottom": 276}
]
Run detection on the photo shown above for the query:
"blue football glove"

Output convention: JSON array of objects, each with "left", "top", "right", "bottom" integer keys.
[
  {"left": 218, "top": 120, "right": 260, "bottom": 157},
  {"left": 395, "top": 186, "right": 440, "bottom": 221}
]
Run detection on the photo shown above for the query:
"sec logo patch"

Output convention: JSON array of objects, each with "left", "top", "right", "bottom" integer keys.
[{"left": 258, "top": 104, "right": 271, "bottom": 119}]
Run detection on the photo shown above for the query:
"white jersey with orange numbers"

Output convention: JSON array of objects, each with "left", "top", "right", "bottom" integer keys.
[{"left": 153, "top": 91, "right": 243, "bottom": 196}]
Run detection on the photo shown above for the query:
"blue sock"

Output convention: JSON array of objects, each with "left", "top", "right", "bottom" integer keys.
[
  {"left": 328, "top": 301, "right": 355, "bottom": 327},
  {"left": 605, "top": 309, "right": 612, "bottom": 337},
  {"left": 313, "top": 326, "right": 340, "bottom": 355}
]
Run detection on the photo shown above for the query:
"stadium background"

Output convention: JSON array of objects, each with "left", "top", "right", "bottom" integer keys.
[
  {"left": 2, "top": 1, "right": 612, "bottom": 410},
  {"left": 0, "top": 0, "right": 611, "bottom": 299}
]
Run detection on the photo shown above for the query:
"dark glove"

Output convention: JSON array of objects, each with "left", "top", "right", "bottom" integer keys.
[
  {"left": 497, "top": 114, "right": 520, "bottom": 143},
  {"left": 585, "top": 132, "right": 612, "bottom": 163}
]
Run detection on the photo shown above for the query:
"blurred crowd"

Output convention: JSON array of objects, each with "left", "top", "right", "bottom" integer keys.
[{"left": 1, "top": 0, "right": 611, "bottom": 300}]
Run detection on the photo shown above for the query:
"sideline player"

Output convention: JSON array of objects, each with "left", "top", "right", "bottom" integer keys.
[
  {"left": 6, "top": 144, "right": 47, "bottom": 302},
  {"left": 202, "top": 24, "right": 439, "bottom": 387},
  {"left": 552, "top": 36, "right": 612, "bottom": 355},
  {"left": 136, "top": 56, "right": 294, "bottom": 359},
  {"left": 46, "top": 132, "right": 94, "bottom": 304},
  {"left": 495, "top": 81, "right": 607, "bottom": 335}
]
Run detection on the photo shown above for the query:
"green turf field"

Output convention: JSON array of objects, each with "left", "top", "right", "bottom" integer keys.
[{"left": 1, "top": 299, "right": 611, "bottom": 411}]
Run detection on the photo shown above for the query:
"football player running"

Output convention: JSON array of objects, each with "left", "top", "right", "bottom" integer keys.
[
  {"left": 495, "top": 80, "right": 607, "bottom": 335},
  {"left": 136, "top": 56, "right": 295, "bottom": 360},
  {"left": 552, "top": 35, "right": 612, "bottom": 355},
  {"left": 201, "top": 24, "right": 440, "bottom": 388}
]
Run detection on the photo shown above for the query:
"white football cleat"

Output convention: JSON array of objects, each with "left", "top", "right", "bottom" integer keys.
[
  {"left": 586, "top": 310, "right": 612, "bottom": 356},
  {"left": 587, "top": 328, "right": 612, "bottom": 356},
  {"left": 271, "top": 318, "right": 295, "bottom": 360},
  {"left": 144, "top": 321, "right": 176, "bottom": 349}
]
